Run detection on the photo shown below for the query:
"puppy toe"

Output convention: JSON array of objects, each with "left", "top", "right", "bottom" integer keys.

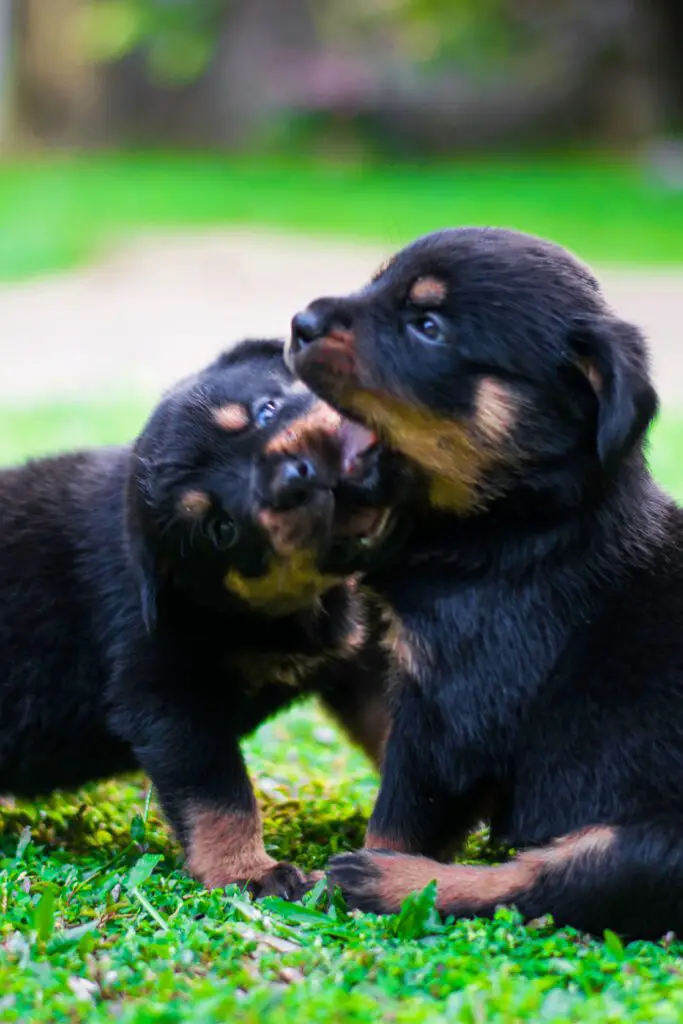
[
  {"left": 327, "top": 850, "right": 393, "bottom": 914},
  {"left": 249, "top": 862, "right": 307, "bottom": 901}
]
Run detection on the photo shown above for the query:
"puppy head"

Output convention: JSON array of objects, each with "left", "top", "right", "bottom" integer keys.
[
  {"left": 125, "top": 339, "right": 404, "bottom": 626},
  {"left": 286, "top": 228, "right": 658, "bottom": 514}
]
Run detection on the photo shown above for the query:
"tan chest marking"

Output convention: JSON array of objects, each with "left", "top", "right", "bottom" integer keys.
[
  {"left": 224, "top": 549, "right": 342, "bottom": 615},
  {"left": 372, "top": 593, "right": 431, "bottom": 683}
]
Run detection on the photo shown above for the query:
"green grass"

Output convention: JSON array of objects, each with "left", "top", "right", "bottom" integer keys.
[
  {"left": 2, "top": 403, "right": 683, "bottom": 1023},
  {"left": 1, "top": 153, "right": 683, "bottom": 281}
]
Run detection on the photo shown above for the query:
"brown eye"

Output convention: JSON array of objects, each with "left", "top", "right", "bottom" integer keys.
[
  {"left": 408, "top": 312, "right": 446, "bottom": 345},
  {"left": 207, "top": 516, "right": 239, "bottom": 550}
]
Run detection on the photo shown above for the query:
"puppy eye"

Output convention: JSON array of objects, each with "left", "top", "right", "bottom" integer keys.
[
  {"left": 253, "top": 397, "right": 283, "bottom": 428},
  {"left": 208, "top": 516, "right": 239, "bottom": 551},
  {"left": 408, "top": 312, "right": 446, "bottom": 345}
]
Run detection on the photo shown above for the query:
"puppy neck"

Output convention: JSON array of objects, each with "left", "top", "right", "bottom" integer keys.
[
  {"left": 158, "top": 578, "right": 351, "bottom": 655},
  {"left": 371, "top": 450, "right": 664, "bottom": 588}
]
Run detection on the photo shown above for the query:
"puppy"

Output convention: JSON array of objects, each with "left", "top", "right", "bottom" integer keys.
[
  {"left": 0, "top": 338, "right": 401, "bottom": 897},
  {"left": 286, "top": 227, "right": 683, "bottom": 939}
]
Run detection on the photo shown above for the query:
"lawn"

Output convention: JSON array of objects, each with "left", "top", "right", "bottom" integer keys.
[
  {"left": 1, "top": 403, "right": 683, "bottom": 1023},
  {"left": 1, "top": 153, "right": 683, "bottom": 281}
]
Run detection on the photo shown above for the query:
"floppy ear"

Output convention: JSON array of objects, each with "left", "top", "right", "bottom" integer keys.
[
  {"left": 124, "top": 461, "right": 162, "bottom": 634},
  {"left": 569, "top": 315, "right": 658, "bottom": 470},
  {"left": 126, "top": 525, "right": 160, "bottom": 634}
]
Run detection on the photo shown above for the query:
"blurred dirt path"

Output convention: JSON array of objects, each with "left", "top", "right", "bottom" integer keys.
[{"left": 1, "top": 229, "right": 682, "bottom": 408}]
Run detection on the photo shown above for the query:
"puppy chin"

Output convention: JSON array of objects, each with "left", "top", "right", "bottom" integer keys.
[{"left": 256, "top": 493, "right": 334, "bottom": 560}]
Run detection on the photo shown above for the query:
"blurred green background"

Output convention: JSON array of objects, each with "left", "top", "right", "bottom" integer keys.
[
  {"left": 1, "top": 0, "right": 683, "bottom": 413},
  {"left": 2, "top": 155, "right": 683, "bottom": 282},
  {"left": 3, "top": 0, "right": 683, "bottom": 283},
  {"left": 1, "top": 0, "right": 683, "bottom": 410}
]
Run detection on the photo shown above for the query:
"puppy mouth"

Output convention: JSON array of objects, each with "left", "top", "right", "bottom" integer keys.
[
  {"left": 256, "top": 492, "right": 333, "bottom": 559},
  {"left": 252, "top": 403, "right": 390, "bottom": 566},
  {"left": 334, "top": 420, "right": 394, "bottom": 548},
  {"left": 257, "top": 493, "right": 392, "bottom": 557},
  {"left": 338, "top": 419, "right": 378, "bottom": 476},
  {"left": 290, "top": 346, "right": 383, "bottom": 457},
  {"left": 332, "top": 505, "right": 393, "bottom": 549}
]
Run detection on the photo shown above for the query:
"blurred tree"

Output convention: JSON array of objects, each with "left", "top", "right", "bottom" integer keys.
[
  {"left": 651, "top": 0, "right": 683, "bottom": 128},
  {"left": 80, "top": 0, "right": 224, "bottom": 84},
  {"left": 87, "top": 0, "right": 321, "bottom": 147},
  {"left": 323, "top": 0, "right": 668, "bottom": 151},
  {"left": 0, "top": 0, "right": 13, "bottom": 146},
  {"left": 14, "top": 0, "right": 100, "bottom": 146},
  {"left": 9, "top": 0, "right": 683, "bottom": 152}
]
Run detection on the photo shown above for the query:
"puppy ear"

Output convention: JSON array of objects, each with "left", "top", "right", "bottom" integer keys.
[
  {"left": 127, "top": 528, "right": 160, "bottom": 634},
  {"left": 569, "top": 315, "right": 658, "bottom": 469}
]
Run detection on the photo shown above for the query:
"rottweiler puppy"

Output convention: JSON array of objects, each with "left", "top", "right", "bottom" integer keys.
[
  {"left": 0, "top": 338, "right": 403, "bottom": 897},
  {"left": 286, "top": 227, "right": 683, "bottom": 939}
]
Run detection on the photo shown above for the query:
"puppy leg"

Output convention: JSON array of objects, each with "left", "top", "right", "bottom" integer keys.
[
  {"left": 151, "top": 733, "right": 309, "bottom": 897},
  {"left": 182, "top": 791, "right": 306, "bottom": 898},
  {"left": 166, "top": 742, "right": 312, "bottom": 896},
  {"left": 330, "top": 818, "right": 683, "bottom": 939},
  {"left": 363, "top": 699, "right": 491, "bottom": 859},
  {"left": 109, "top": 669, "right": 310, "bottom": 896},
  {"left": 320, "top": 677, "right": 390, "bottom": 770}
]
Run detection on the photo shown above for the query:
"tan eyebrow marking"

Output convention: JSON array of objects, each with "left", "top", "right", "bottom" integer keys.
[
  {"left": 212, "top": 403, "right": 249, "bottom": 431},
  {"left": 178, "top": 489, "right": 211, "bottom": 518},
  {"left": 409, "top": 276, "right": 447, "bottom": 305}
]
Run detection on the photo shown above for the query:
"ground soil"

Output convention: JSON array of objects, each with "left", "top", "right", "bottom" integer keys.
[{"left": 1, "top": 229, "right": 681, "bottom": 408}]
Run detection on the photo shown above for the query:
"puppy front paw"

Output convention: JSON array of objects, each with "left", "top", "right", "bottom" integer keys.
[
  {"left": 328, "top": 849, "right": 400, "bottom": 914},
  {"left": 247, "top": 861, "right": 310, "bottom": 901}
]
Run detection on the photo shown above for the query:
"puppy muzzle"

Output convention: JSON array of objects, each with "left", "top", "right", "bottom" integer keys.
[{"left": 286, "top": 304, "right": 360, "bottom": 400}]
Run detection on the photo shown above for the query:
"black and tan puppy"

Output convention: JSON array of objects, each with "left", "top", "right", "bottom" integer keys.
[
  {"left": 0, "top": 338, "right": 401, "bottom": 897},
  {"left": 287, "top": 227, "right": 683, "bottom": 939}
]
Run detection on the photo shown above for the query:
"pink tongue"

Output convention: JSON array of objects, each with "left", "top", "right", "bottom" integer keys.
[{"left": 338, "top": 420, "right": 378, "bottom": 476}]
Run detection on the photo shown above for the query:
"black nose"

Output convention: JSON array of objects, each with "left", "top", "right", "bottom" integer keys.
[
  {"left": 290, "top": 309, "right": 325, "bottom": 356},
  {"left": 269, "top": 457, "right": 318, "bottom": 509}
]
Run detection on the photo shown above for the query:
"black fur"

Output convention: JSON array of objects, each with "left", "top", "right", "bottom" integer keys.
[
  {"left": 287, "top": 227, "right": 683, "bottom": 939},
  {"left": 0, "top": 339, "right": 397, "bottom": 895}
]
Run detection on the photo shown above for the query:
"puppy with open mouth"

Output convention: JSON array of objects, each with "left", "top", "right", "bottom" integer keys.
[
  {"left": 0, "top": 338, "right": 408, "bottom": 897},
  {"left": 287, "top": 227, "right": 683, "bottom": 939}
]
